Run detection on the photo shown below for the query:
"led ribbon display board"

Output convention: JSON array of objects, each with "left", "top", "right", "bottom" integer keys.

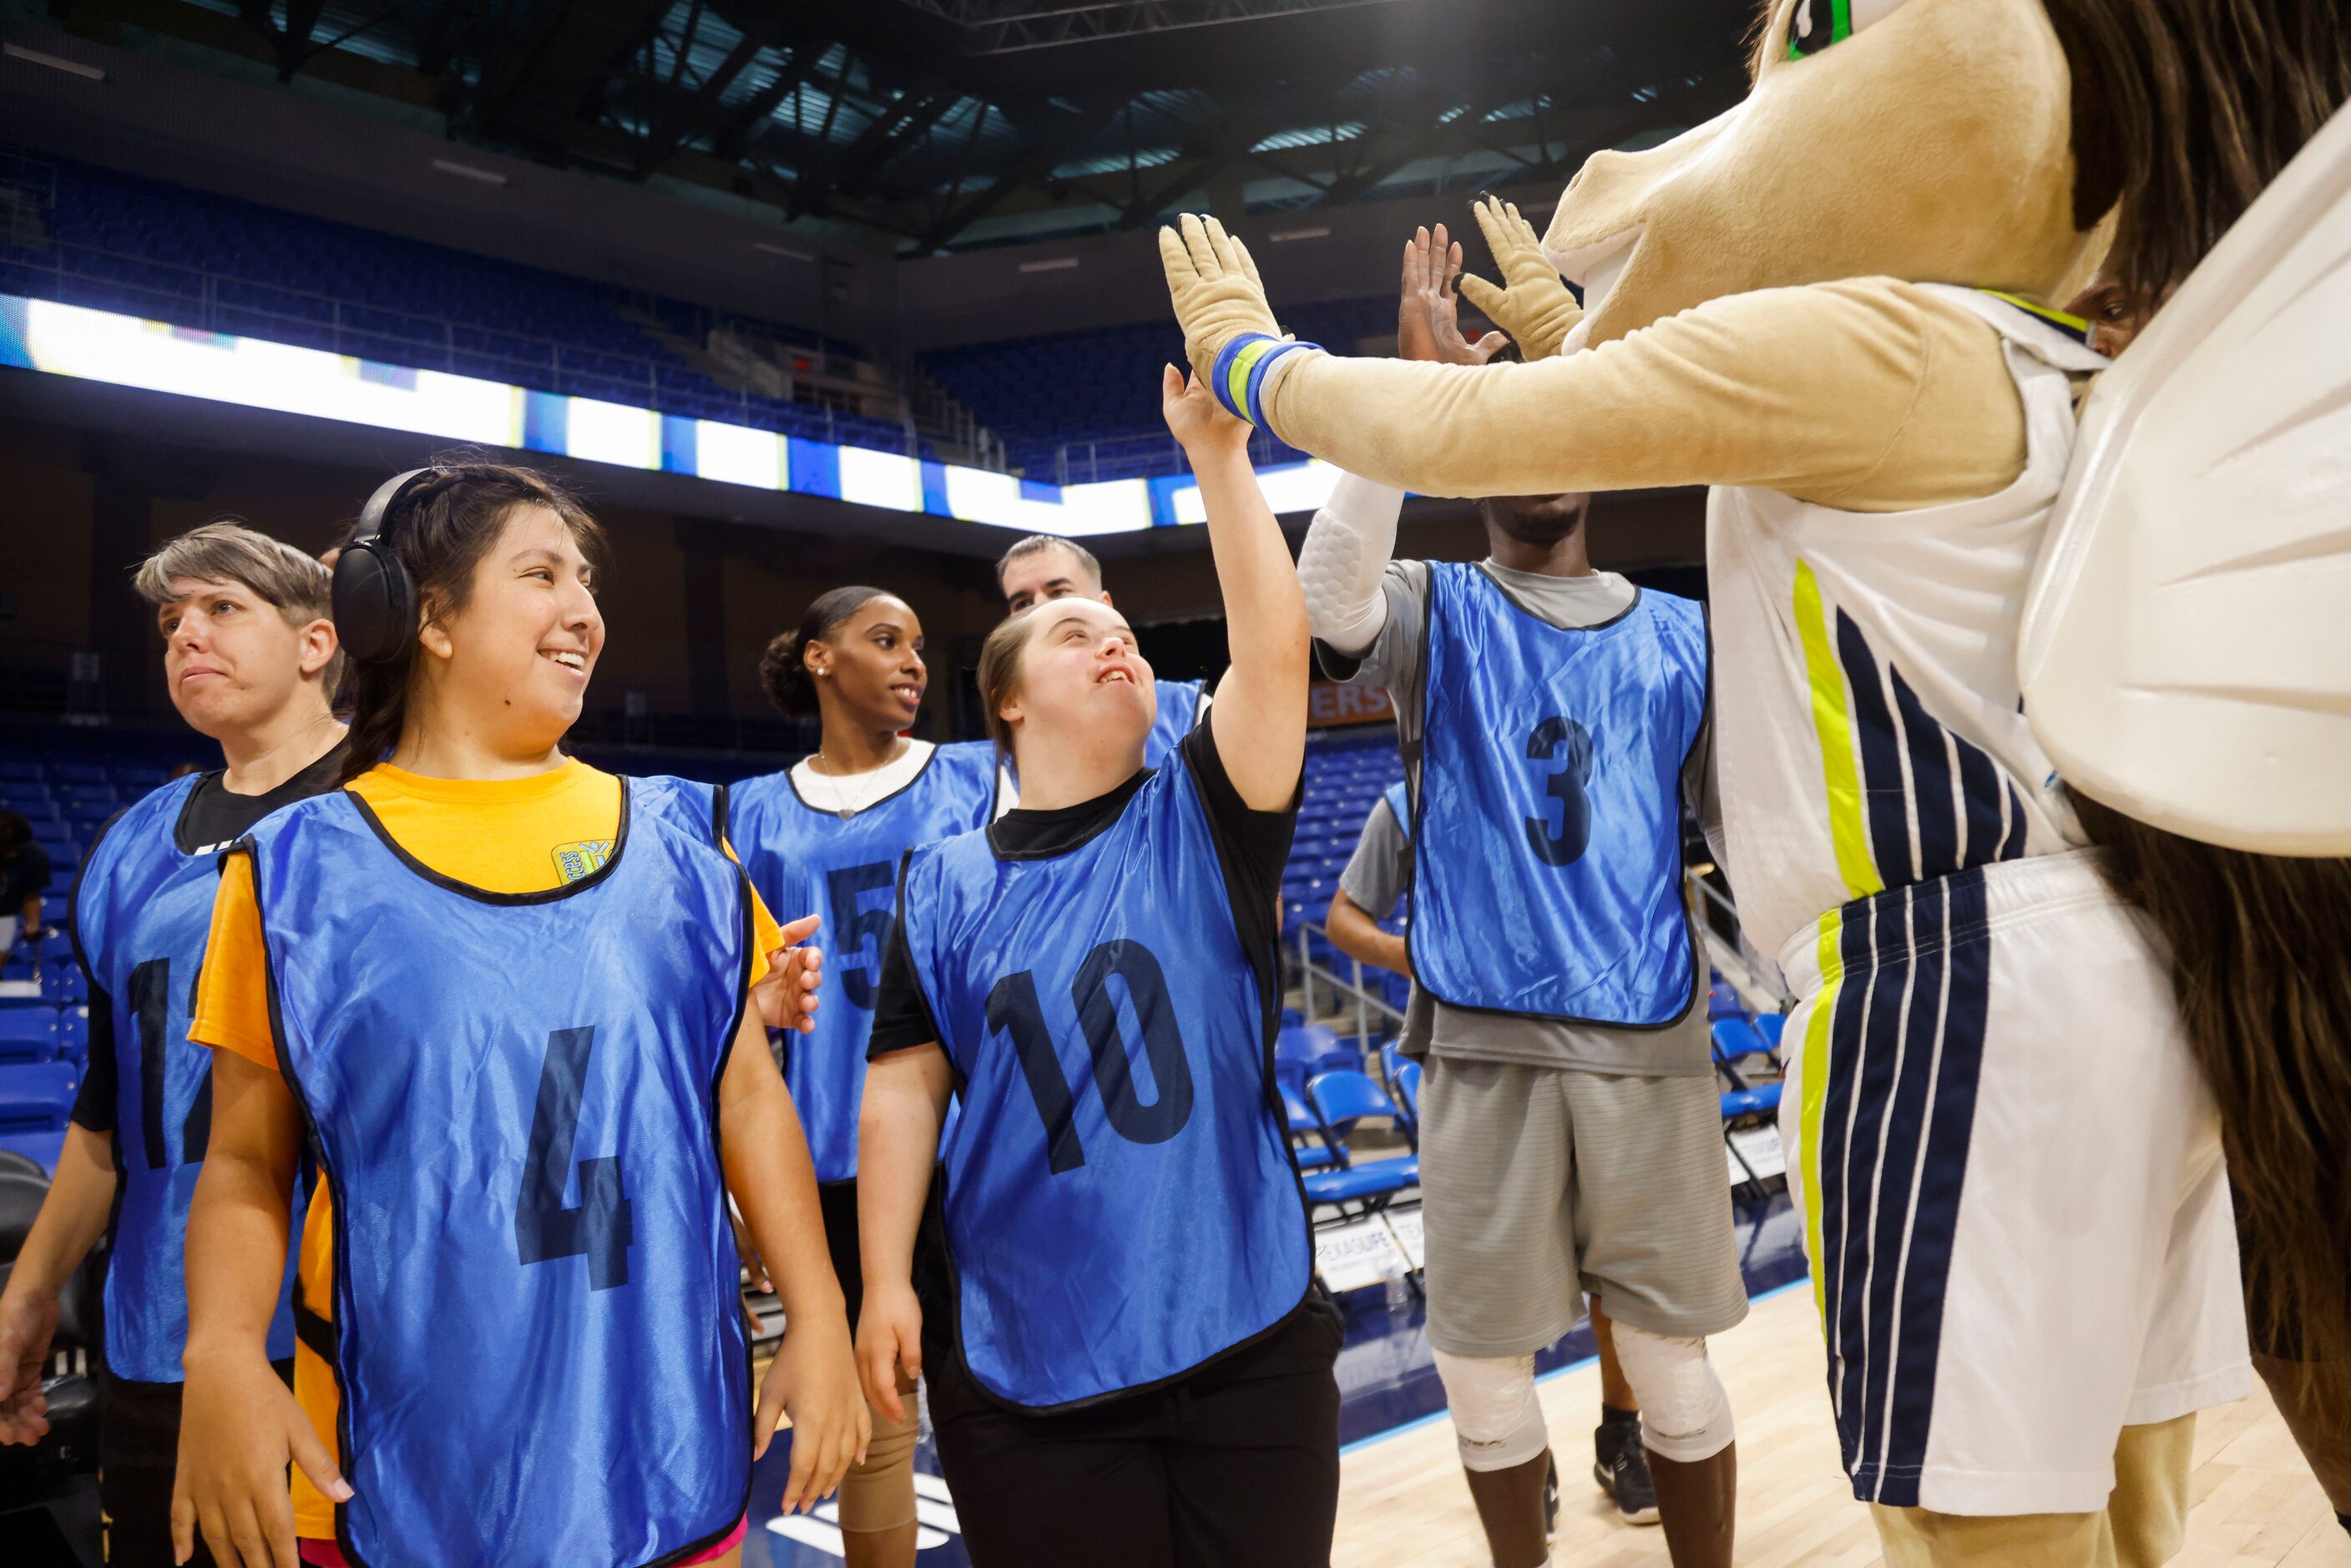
[{"left": 0, "top": 293, "right": 1343, "bottom": 534}]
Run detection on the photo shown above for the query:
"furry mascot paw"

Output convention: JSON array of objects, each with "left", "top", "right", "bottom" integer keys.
[
  {"left": 1158, "top": 213, "right": 1283, "bottom": 395},
  {"left": 1458, "top": 196, "right": 1584, "bottom": 362}
]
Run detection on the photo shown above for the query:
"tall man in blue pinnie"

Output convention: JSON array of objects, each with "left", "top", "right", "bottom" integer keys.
[{"left": 1288, "top": 227, "right": 1746, "bottom": 1568}]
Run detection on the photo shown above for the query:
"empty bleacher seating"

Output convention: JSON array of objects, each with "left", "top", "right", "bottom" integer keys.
[
  {"left": 0, "top": 155, "right": 913, "bottom": 453},
  {"left": 925, "top": 296, "right": 1401, "bottom": 482},
  {"left": 1279, "top": 733, "right": 1408, "bottom": 944}
]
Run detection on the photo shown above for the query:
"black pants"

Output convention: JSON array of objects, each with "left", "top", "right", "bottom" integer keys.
[
  {"left": 927, "top": 1297, "right": 1343, "bottom": 1568},
  {"left": 817, "top": 1177, "right": 866, "bottom": 1329},
  {"left": 100, "top": 1362, "right": 295, "bottom": 1568}
]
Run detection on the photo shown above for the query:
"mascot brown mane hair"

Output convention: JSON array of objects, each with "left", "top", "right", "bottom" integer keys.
[{"left": 2046, "top": 0, "right": 2351, "bottom": 1397}]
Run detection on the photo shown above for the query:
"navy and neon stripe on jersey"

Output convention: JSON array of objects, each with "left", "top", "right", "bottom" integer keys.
[
  {"left": 1794, "top": 559, "right": 2031, "bottom": 901},
  {"left": 1804, "top": 873, "right": 1993, "bottom": 1507}
]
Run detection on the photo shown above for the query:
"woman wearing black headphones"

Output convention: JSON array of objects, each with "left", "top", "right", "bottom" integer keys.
[{"left": 174, "top": 460, "right": 867, "bottom": 1568}]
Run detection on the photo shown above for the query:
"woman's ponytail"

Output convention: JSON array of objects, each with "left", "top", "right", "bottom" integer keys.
[{"left": 758, "top": 585, "right": 888, "bottom": 718}]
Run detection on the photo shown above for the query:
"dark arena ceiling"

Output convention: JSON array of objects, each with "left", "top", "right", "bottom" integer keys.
[{"left": 32, "top": 0, "right": 1757, "bottom": 254}]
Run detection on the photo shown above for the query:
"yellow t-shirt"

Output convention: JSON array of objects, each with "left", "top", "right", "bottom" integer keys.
[{"left": 190, "top": 760, "right": 784, "bottom": 1537}]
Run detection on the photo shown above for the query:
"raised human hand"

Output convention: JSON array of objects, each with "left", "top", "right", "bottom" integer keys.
[
  {"left": 1457, "top": 195, "right": 1583, "bottom": 362},
  {"left": 1398, "top": 223, "right": 1510, "bottom": 366},
  {"left": 1160, "top": 363, "right": 1250, "bottom": 455},
  {"left": 1158, "top": 213, "right": 1282, "bottom": 388}
]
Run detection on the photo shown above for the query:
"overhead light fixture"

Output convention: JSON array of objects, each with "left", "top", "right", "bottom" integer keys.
[
  {"left": 755, "top": 241, "right": 815, "bottom": 262},
  {"left": 1018, "top": 256, "right": 1080, "bottom": 274},
  {"left": 5, "top": 43, "right": 107, "bottom": 81},
  {"left": 1269, "top": 225, "right": 1330, "bottom": 243},
  {"left": 431, "top": 158, "right": 508, "bottom": 186}
]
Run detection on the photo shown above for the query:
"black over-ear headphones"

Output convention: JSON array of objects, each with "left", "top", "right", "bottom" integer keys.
[{"left": 331, "top": 468, "right": 438, "bottom": 665}]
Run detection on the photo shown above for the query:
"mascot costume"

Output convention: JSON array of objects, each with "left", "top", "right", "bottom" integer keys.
[{"left": 1159, "top": 0, "right": 2350, "bottom": 1562}]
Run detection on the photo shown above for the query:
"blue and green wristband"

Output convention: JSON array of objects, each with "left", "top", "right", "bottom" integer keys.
[{"left": 1211, "top": 333, "right": 1320, "bottom": 428}]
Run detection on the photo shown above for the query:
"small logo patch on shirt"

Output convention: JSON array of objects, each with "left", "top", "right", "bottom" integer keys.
[{"left": 553, "top": 839, "right": 614, "bottom": 883}]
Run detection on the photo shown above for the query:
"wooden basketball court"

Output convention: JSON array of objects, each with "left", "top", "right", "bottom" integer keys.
[{"left": 1334, "top": 1283, "right": 2350, "bottom": 1568}]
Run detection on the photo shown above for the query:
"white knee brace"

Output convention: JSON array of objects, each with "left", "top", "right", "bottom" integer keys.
[
  {"left": 1433, "top": 1349, "right": 1550, "bottom": 1473},
  {"left": 1610, "top": 1323, "right": 1735, "bottom": 1463}
]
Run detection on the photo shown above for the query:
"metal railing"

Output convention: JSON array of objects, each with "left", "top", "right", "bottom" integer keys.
[
  {"left": 1286, "top": 869, "right": 1791, "bottom": 1054},
  {"left": 1290, "top": 918, "right": 1408, "bottom": 1055},
  {"left": 1687, "top": 870, "right": 1795, "bottom": 1012},
  {"left": 1051, "top": 425, "right": 1307, "bottom": 486}
]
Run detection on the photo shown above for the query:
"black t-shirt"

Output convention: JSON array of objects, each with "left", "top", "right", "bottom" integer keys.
[
  {"left": 3, "top": 842, "right": 52, "bottom": 911},
  {"left": 72, "top": 745, "right": 346, "bottom": 1133},
  {"left": 867, "top": 719, "right": 1298, "bottom": 1060}
]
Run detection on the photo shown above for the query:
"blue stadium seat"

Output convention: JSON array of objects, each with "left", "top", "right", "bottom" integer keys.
[
  {"left": 1753, "top": 1013, "right": 1787, "bottom": 1050},
  {"left": 1302, "top": 1160, "right": 1419, "bottom": 1207},
  {"left": 1277, "top": 1081, "right": 1338, "bottom": 1170},
  {"left": 1710, "top": 1017, "right": 1772, "bottom": 1070},
  {"left": 0, "top": 1127, "right": 68, "bottom": 1176},
  {"left": 1707, "top": 978, "right": 1745, "bottom": 1019},
  {"left": 0, "top": 1061, "right": 78, "bottom": 1133},
  {"left": 1302, "top": 1070, "right": 1418, "bottom": 1211},
  {"left": 1276, "top": 1024, "right": 1352, "bottom": 1081},
  {"left": 1720, "top": 1083, "right": 1782, "bottom": 1120},
  {"left": 1386, "top": 1051, "right": 1421, "bottom": 1136},
  {"left": 0, "top": 1008, "right": 58, "bottom": 1064}
]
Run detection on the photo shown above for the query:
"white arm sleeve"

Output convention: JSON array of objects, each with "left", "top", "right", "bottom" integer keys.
[{"left": 1297, "top": 470, "right": 1406, "bottom": 656}]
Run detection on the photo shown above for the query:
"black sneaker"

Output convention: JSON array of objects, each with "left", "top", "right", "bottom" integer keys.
[{"left": 1592, "top": 1422, "right": 1661, "bottom": 1525}]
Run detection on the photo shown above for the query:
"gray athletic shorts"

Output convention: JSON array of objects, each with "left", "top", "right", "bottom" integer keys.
[{"left": 1419, "top": 1056, "right": 1749, "bottom": 1358}]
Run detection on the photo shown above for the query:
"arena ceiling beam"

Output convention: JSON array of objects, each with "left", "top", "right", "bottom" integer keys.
[
  {"left": 788, "top": 87, "right": 966, "bottom": 218},
  {"left": 462, "top": 0, "right": 674, "bottom": 162},
  {"left": 913, "top": 92, "right": 1135, "bottom": 250},
  {"left": 117, "top": 0, "right": 1752, "bottom": 254},
  {"left": 893, "top": 0, "right": 1417, "bottom": 56},
  {"left": 705, "top": 48, "right": 831, "bottom": 164}
]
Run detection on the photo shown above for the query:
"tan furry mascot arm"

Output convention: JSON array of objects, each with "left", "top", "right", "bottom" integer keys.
[{"left": 1163, "top": 214, "right": 2025, "bottom": 511}]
